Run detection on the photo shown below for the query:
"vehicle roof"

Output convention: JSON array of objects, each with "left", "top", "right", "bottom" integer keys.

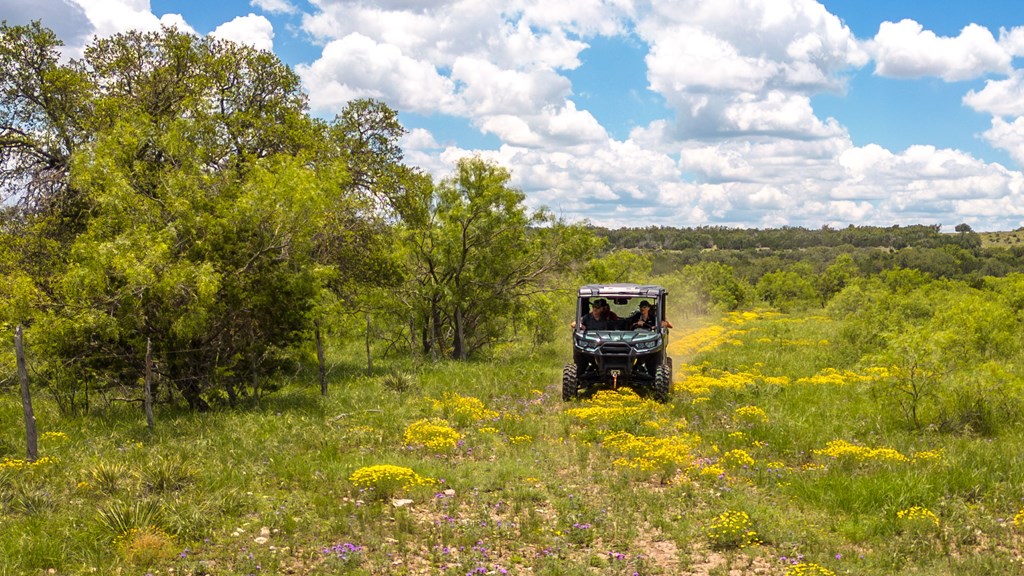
[{"left": 578, "top": 283, "right": 667, "bottom": 298}]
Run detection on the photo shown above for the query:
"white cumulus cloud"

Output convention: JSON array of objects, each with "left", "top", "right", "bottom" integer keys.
[
  {"left": 211, "top": 14, "right": 274, "bottom": 51},
  {"left": 250, "top": 0, "right": 298, "bottom": 15},
  {"left": 296, "top": 33, "right": 458, "bottom": 115},
  {"left": 979, "top": 118, "right": 1024, "bottom": 166},
  {"left": 963, "top": 71, "right": 1024, "bottom": 117},
  {"left": 869, "top": 19, "right": 1011, "bottom": 81},
  {"left": 638, "top": 0, "right": 866, "bottom": 141},
  {"left": 74, "top": 0, "right": 195, "bottom": 38}
]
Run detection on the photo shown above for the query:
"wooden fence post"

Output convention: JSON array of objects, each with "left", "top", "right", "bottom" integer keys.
[
  {"left": 144, "top": 338, "right": 155, "bottom": 430},
  {"left": 15, "top": 325, "right": 38, "bottom": 461}
]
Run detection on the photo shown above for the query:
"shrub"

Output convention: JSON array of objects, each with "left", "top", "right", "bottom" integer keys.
[
  {"left": 120, "top": 526, "right": 176, "bottom": 567},
  {"left": 382, "top": 371, "right": 416, "bottom": 393}
]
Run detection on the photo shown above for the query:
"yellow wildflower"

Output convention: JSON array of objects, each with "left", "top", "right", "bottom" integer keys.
[
  {"left": 403, "top": 419, "right": 462, "bottom": 452},
  {"left": 433, "top": 393, "right": 499, "bottom": 426},
  {"left": 813, "top": 439, "right": 909, "bottom": 464},
  {"left": 720, "top": 449, "right": 755, "bottom": 469},
  {"left": 348, "top": 465, "right": 435, "bottom": 498},
  {"left": 897, "top": 506, "right": 940, "bottom": 530},
  {"left": 734, "top": 405, "right": 768, "bottom": 425},
  {"left": 784, "top": 563, "right": 837, "bottom": 576},
  {"left": 704, "top": 510, "right": 761, "bottom": 549}
]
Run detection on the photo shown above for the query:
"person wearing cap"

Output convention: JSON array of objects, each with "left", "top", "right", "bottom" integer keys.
[
  {"left": 627, "top": 300, "right": 673, "bottom": 330},
  {"left": 575, "top": 298, "right": 619, "bottom": 330}
]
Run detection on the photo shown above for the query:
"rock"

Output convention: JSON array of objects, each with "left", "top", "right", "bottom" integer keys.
[{"left": 392, "top": 498, "right": 414, "bottom": 507}]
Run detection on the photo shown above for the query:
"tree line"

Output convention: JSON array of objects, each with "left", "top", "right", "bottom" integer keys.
[
  {"left": 594, "top": 223, "right": 982, "bottom": 251},
  {"left": 0, "top": 22, "right": 598, "bottom": 412}
]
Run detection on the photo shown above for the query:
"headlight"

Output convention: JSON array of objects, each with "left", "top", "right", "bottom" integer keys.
[{"left": 634, "top": 337, "right": 662, "bottom": 350}]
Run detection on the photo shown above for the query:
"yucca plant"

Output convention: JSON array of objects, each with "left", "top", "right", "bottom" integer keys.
[
  {"left": 141, "top": 455, "right": 197, "bottom": 494},
  {"left": 89, "top": 462, "right": 133, "bottom": 495},
  {"left": 97, "top": 499, "right": 163, "bottom": 540}
]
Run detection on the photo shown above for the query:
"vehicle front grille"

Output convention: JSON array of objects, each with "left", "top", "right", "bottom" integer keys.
[{"left": 599, "top": 342, "right": 632, "bottom": 355}]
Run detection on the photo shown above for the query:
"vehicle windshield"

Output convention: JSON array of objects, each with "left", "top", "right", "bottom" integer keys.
[
  {"left": 607, "top": 298, "right": 650, "bottom": 319},
  {"left": 579, "top": 296, "right": 661, "bottom": 330}
]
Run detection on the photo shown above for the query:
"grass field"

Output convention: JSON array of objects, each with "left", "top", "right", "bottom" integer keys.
[
  {"left": 979, "top": 230, "right": 1024, "bottom": 248},
  {"left": 3, "top": 309, "right": 1024, "bottom": 575}
]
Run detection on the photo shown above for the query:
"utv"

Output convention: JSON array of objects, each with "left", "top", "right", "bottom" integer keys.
[{"left": 564, "top": 283, "right": 672, "bottom": 402}]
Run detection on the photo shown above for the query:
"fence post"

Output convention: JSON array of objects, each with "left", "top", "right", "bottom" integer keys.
[
  {"left": 144, "top": 338, "right": 155, "bottom": 429},
  {"left": 15, "top": 325, "right": 38, "bottom": 461}
]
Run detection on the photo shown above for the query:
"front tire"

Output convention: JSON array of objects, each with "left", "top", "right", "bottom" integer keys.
[
  {"left": 562, "top": 363, "right": 579, "bottom": 401},
  {"left": 652, "top": 362, "right": 671, "bottom": 403}
]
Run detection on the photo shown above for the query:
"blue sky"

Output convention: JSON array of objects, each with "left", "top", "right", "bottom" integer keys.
[{"left": 4, "top": 0, "right": 1024, "bottom": 230}]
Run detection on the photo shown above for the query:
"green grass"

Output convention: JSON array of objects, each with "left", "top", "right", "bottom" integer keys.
[{"left": 2, "top": 312, "right": 1024, "bottom": 575}]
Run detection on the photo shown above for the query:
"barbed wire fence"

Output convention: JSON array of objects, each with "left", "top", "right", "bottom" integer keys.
[{"left": 6, "top": 324, "right": 350, "bottom": 458}]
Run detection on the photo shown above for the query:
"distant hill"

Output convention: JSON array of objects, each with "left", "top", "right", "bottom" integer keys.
[
  {"left": 980, "top": 230, "right": 1024, "bottom": 248},
  {"left": 589, "top": 224, "right": 1024, "bottom": 281},
  {"left": 592, "top": 224, "right": 976, "bottom": 252}
]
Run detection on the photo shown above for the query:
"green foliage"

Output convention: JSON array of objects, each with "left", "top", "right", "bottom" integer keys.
[
  {"left": 814, "top": 253, "right": 858, "bottom": 305},
  {"left": 404, "top": 156, "right": 600, "bottom": 359},
  {"left": 756, "top": 263, "right": 818, "bottom": 311},
  {"left": 827, "top": 274, "right": 1024, "bottom": 430},
  {"left": 50, "top": 30, "right": 332, "bottom": 407},
  {"left": 677, "top": 261, "right": 753, "bottom": 312},
  {"left": 868, "top": 329, "right": 949, "bottom": 430},
  {"left": 580, "top": 249, "right": 649, "bottom": 284},
  {"left": 0, "top": 21, "right": 93, "bottom": 212},
  {"left": 0, "top": 23, "right": 428, "bottom": 410},
  {"left": 599, "top": 223, "right": 969, "bottom": 252}
]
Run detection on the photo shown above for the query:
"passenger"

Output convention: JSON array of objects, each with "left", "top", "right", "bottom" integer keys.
[{"left": 627, "top": 300, "right": 673, "bottom": 330}]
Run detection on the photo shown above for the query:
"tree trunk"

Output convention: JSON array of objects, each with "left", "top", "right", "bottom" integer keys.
[
  {"left": 15, "top": 326, "right": 38, "bottom": 461},
  {"left": 429, "top": 301, "right": 443, "bottom": 360},
  {"left": 409, "top": 313, "right": 417, "bottom": 358},
  {"left": 315, "top": 319, "right": 327, "bottom": 396},
  {"left": 250, "top": 352, "right": 259, "bottom": 405},
  {"left": 453, "top": 306, "right": 466, "bottom": 360},
  {"left": 144, "top": 338, "right": 155, "bottom": 430}
]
